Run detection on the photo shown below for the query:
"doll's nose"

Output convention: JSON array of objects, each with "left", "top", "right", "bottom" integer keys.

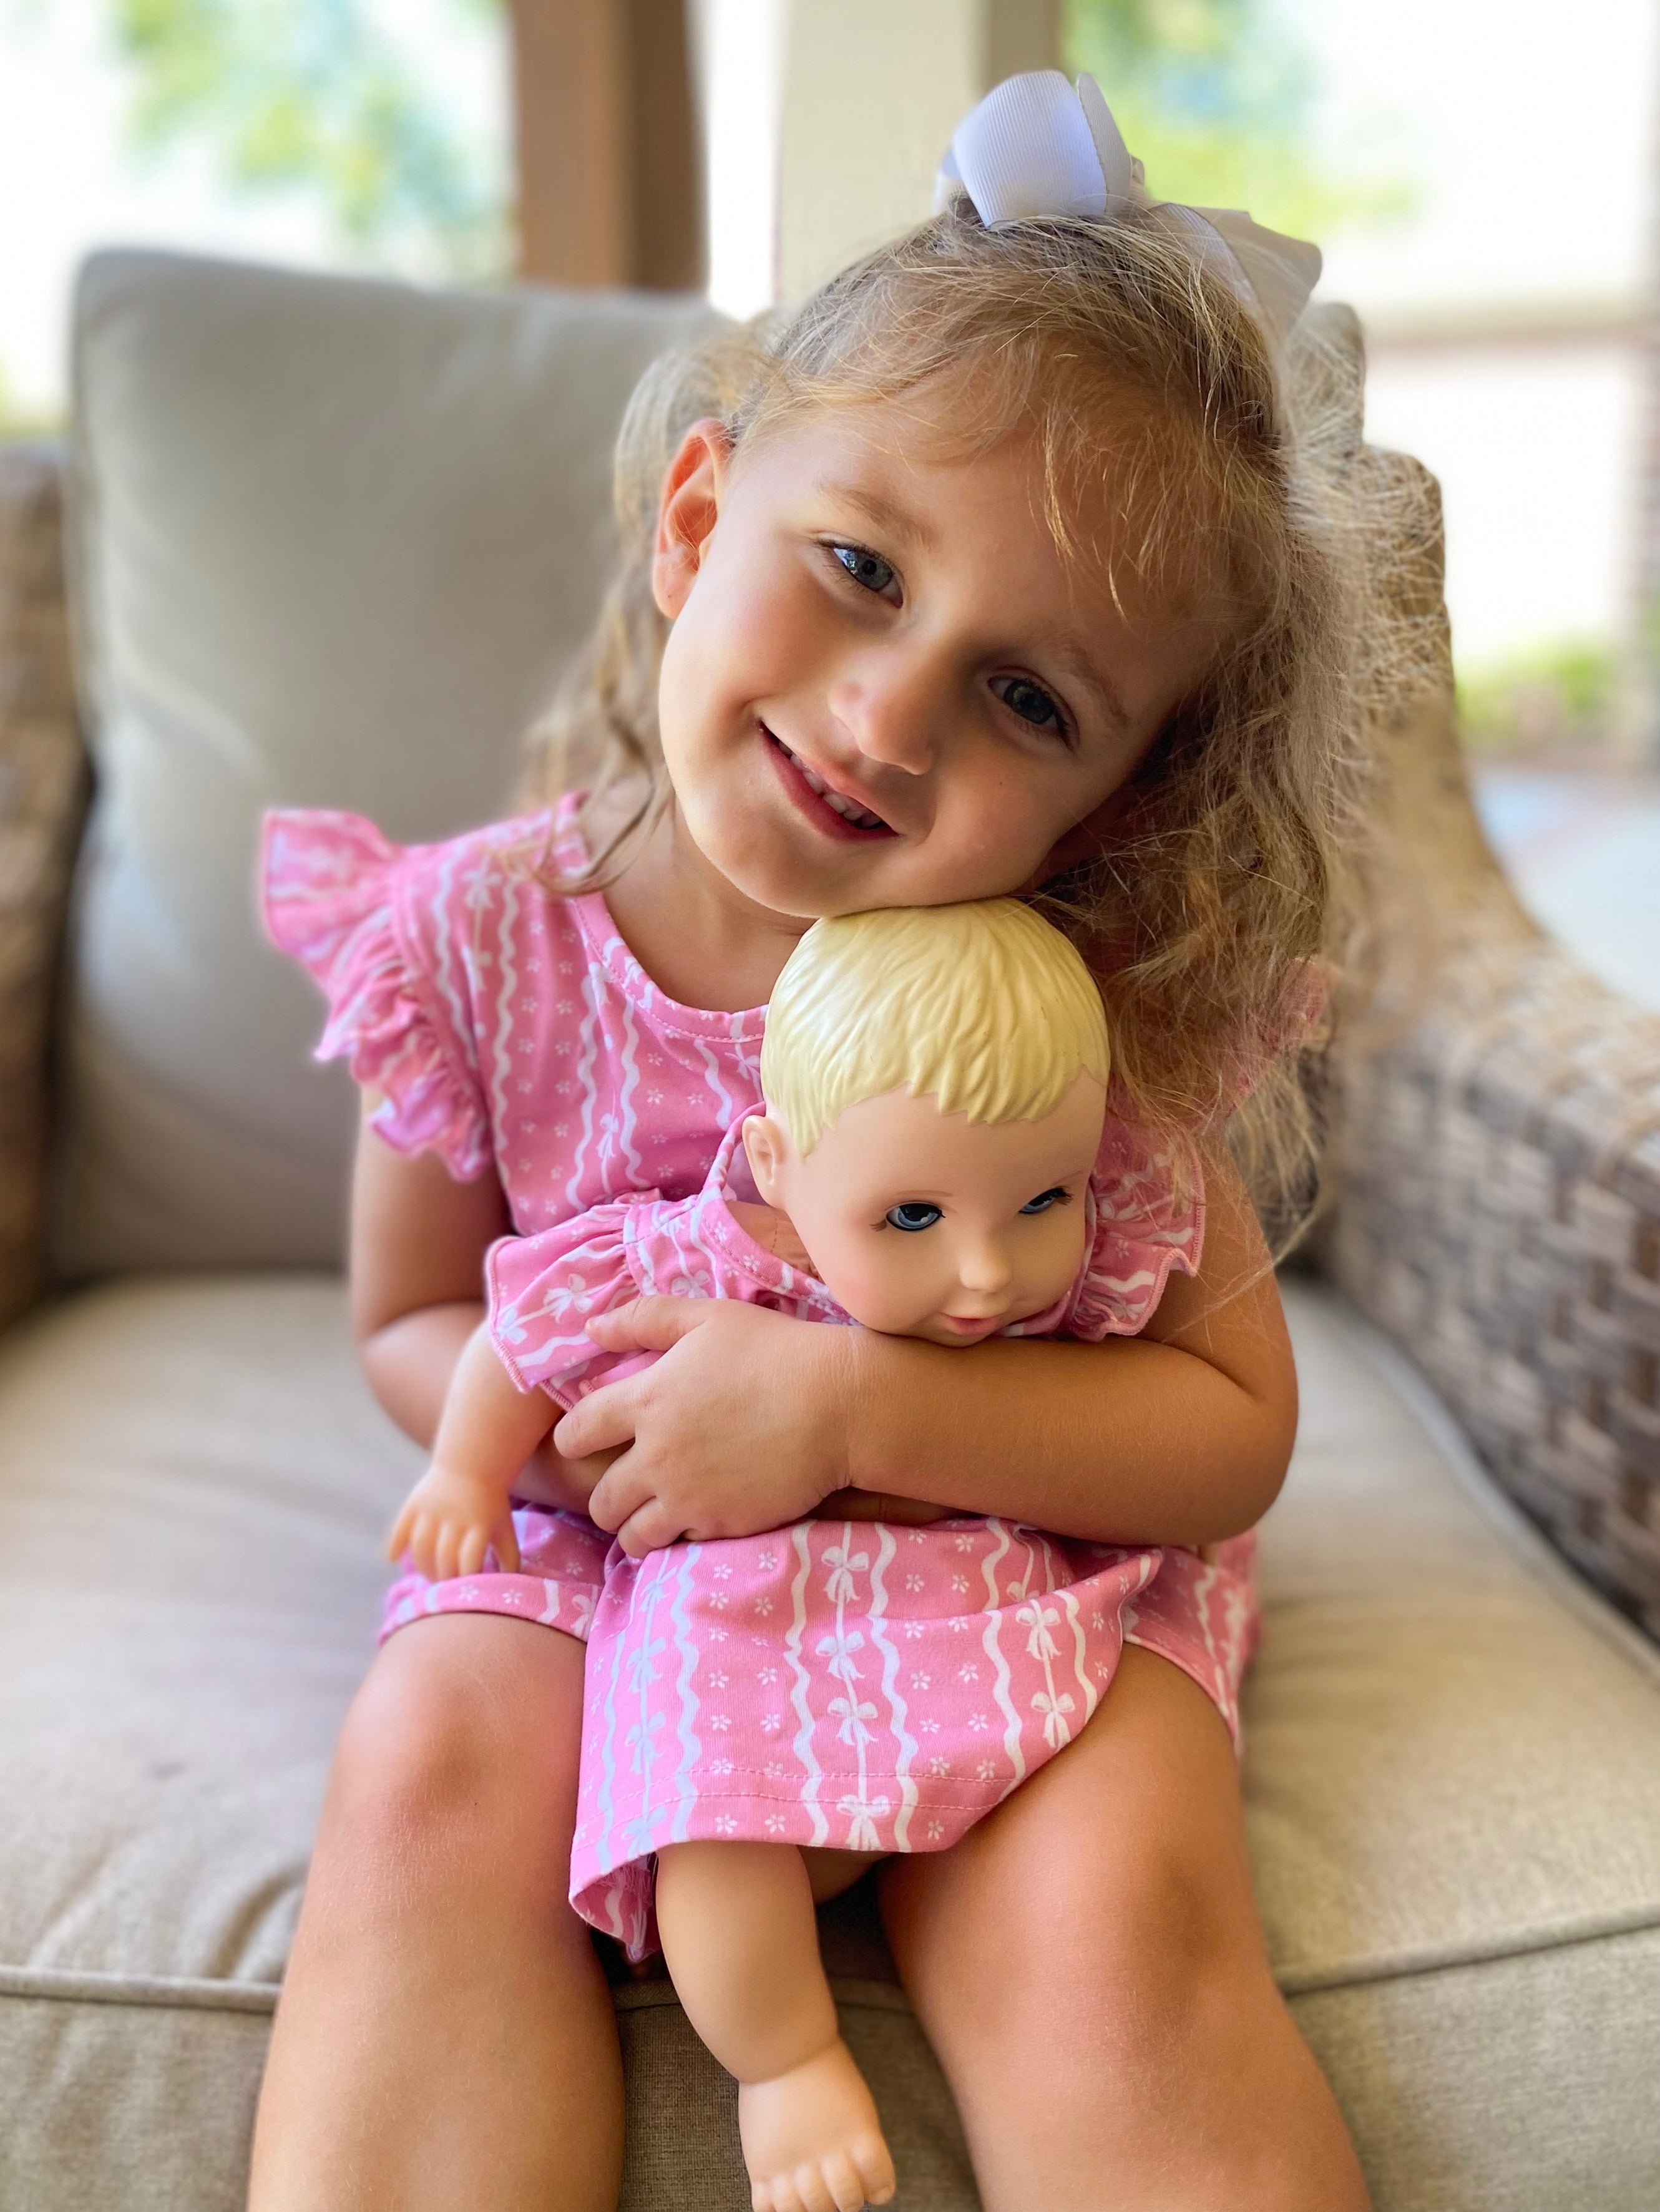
[{"left": 957, "top": 1238, "right": 1013, "bottom": 1298}]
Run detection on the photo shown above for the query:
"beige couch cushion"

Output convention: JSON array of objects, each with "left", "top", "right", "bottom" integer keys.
[
  {"left": 54, "top": 251, "right": 715, "bottom": 1280},
  {"left": 2, "top": 1275, "right": 1658, "bottom": 2211}
]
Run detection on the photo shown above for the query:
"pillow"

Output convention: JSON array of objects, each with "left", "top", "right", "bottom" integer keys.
[{"left": 53, "top": 250, "right": 715, "bottom": 1275}]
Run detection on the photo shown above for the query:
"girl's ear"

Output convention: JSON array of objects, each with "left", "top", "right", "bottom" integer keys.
[
  {"left": 741, "top": 1112, "right": 790, "bottom": 1207},
  {"left": 653, "top": 418, "right": 733, "bottom": 620}
]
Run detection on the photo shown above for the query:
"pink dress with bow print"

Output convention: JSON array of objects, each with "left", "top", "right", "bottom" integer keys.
[
  {"left": 490, "top": 1118, "right": 1255, "bottom": 1959},
  {"left": 261, "top": 802, "right": 1260, "bottom": 1959}
]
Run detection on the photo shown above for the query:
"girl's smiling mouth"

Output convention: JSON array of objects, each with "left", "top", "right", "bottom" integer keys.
[{"left": 763, "top": 726, "right": 896, "bottom": 839}]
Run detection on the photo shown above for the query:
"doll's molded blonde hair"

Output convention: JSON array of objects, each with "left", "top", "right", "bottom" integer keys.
[{"left": 761, "top": 900, "right": 1110, "bottom": 1154}]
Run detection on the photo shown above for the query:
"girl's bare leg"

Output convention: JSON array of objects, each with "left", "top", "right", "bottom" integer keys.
[
  {"left": 878, "top": 1647, "right": 1370, "bottom": 2212},
  {"left": 655, "top": 1841, "right": 895, "bottom": 2212},
  {"left": 248, "top": 1614, "right": 623, "bottom": 2212}
]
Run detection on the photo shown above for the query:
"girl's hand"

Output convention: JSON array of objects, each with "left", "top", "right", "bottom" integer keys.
[
  {"left": 389, "top": 1461, "right": 521, "bottom": 1581},
  {"left": 552, "top": 1298, "right": 856, "bottom": 1557}
]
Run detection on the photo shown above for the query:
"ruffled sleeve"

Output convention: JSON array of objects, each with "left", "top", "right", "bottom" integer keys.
[
  {"left": 1060, "top": 1114, "right": 1206, "bottom": 1340},
  {"left": 487, "top": 1202, "right": 663, "bottom": 1403},
  {"left": 261, "top": 809, "right": 492, "bottom": 1181}
]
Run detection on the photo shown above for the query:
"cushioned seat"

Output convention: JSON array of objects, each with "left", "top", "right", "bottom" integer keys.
[{"left": 4, "top": 1273, "right": 1658, "bottom": 2210}]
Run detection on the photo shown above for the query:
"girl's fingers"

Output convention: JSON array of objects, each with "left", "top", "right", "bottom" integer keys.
[
  {"left": 584, "top": 1448, "right": 651, "bottom": 1535},
  {"left": 615, "top": 1499, "right": 687, "bottom": 1559},
  {"left": 585, "top": 1295, "right": 711, "bottom": 1354},
  {"left": 552, "top": 1378, "right": 637, "bottom": 1461}
]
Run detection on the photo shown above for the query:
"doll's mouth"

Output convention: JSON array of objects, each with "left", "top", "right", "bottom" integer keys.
[
  {"left": 764, "top": 728, "right": 895, "bottom": 838},
  {"left": 938, "top": 1313, "right": 1004, "bottom": 1338}
]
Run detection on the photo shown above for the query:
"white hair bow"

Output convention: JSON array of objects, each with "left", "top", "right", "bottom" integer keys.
[{"left": 935, "top": 71, "right": 1322, "bottom": 351}]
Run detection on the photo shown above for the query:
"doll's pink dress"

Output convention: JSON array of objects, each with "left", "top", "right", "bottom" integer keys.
[
  {"left": 487, "top": 1117, "right": 1251, "bottom": 1956},
  {"left": 262, "top": 804, "right": 1259, "bottom": 1950}
]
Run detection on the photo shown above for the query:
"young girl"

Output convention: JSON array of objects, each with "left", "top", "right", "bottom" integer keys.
[
  {"left": 385, "top": 897, "right": 1221, "bottom": 2212},
  {"left": 251, "top": 69, "right": 1372, "bottom": 2212}
]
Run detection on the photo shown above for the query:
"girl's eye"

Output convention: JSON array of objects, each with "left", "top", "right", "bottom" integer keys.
[
  {"left": 992, "top": 675, "right": 1067, "bottom": 736},
  {"left": 885, "top": 1202, "right": 942, "bottom": 1232},
  {"left": 831, "top": 543, "right": 899, "bottom": 600},
  {"left": 1019, "top": 1187, "right": 1070, "bottom": 1215}
]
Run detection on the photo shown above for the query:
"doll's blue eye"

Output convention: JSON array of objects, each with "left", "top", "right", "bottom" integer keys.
[
  {"left": 1019, "top": 1187, "right": 1068, "bottom": 1214},
  {"left": 886, "top": 1202, "right": 942, "bottom": 1232}
]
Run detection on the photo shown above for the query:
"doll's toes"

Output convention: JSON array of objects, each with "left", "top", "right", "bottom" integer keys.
[
  {"left": 854, "top": 2138, "right": 896, "bottom": 2206},
  {"left": 793, "top": 2165, "right": 841, "bottom": 2212},
  {"left": 820, "top": 2150, "right": 874, "bottom": 2212}
]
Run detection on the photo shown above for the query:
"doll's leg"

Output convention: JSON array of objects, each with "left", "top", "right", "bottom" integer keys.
[
  {"left": 655, "top": 1841, "right": 896, "bottom": 2212},
  {"left": 248, "top": 1613, "right": 623, "bottom": 2212},
  {"left": 878, "top": 1647, "right": 1370, "bottom": 2212}
]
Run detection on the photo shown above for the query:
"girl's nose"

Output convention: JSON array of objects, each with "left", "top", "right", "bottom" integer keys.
[{"left": 828, "top": 658, "right": 944, "bottom": 777}]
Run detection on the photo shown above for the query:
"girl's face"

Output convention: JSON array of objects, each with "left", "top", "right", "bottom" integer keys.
[{"left": 652, "top": 397, "right": 1224, "bottom": 920}]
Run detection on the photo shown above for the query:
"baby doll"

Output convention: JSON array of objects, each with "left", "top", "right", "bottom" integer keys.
[{"left": 390, "top": 896, "right": 1205, "bottom": 2212}]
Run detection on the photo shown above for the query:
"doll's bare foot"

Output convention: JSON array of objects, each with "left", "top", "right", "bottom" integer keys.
[{"left": 738, "top": 2037, "right": 896, "bottom": 2212}]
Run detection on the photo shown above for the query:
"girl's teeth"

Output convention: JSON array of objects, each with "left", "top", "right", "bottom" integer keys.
[{"left": 785, "top": 746, "right": 885, "bottom": 831}]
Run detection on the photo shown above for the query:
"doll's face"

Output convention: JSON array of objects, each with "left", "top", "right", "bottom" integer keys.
[{"left": 742, "top": 1075, "right": 1106, "bottom": 1347}]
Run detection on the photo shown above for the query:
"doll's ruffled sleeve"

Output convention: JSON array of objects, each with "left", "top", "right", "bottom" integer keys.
[
  {"left": 487, "top": 1202, "right": 662, "bottom": 1403},
  {"left": 261, "top": 809, "right": 491, "bottom": 1181},
  {"left": 1062, "top": 1115, "right": 1207, "bottom": 1340}
]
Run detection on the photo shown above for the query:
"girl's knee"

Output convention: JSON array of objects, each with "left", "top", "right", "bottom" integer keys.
[{"left": 325, "top": 1622, "right": 583, "bottom": 1879}]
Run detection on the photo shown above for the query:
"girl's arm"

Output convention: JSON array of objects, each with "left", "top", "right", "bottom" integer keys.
[
  {"left": 349, "top": 1102, "right": 616, "bottom": 1515},
  {"left": 559, "top": 1143, "right": 1295, "bottom": 1556},
  {"left": 350, "top": 1108, "right": 511, "bottom": 1446}
]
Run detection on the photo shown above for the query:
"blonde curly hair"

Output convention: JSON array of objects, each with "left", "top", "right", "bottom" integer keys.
[{"left": 524, "top": 200, "right": 1422, "bottom": 1253}]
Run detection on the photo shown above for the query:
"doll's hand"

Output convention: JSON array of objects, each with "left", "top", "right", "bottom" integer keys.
[
  {"left": 389, "top": 1461, "right": 521, "bottom": 1581},
  {"left": 552, "top": 1298, "right": 854, "bottom": 1557}
]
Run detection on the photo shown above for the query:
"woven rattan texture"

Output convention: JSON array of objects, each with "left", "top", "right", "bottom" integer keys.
[
  {"left": 1326, "top": 453, "right": 1660, "bottom": 1639},
  {"left": 0, "top": 445, "right": 87, "bottom": 1331}
]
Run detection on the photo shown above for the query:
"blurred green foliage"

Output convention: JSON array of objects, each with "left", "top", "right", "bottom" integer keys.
[
  {"left": 92, "top": 0, "right": 507, "bottom": 275},
  {"left": 1457, "top": 639, "right": 1622, "bottom": 757},
  {"left": 0, "top": 353, "right": 59, "bottom": 437},
  {"left": 1065, "top": 0, "right": 1410, "bottom": 238}
]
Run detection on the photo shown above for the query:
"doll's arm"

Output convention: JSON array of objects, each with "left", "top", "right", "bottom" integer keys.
[{"left": 388, "top": 1322, "right": 559, "bottom": 1579}]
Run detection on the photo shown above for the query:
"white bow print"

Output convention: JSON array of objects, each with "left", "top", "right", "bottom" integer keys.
[{"left": 935, "top": 70, "right": 1322, "bottom": 351}]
